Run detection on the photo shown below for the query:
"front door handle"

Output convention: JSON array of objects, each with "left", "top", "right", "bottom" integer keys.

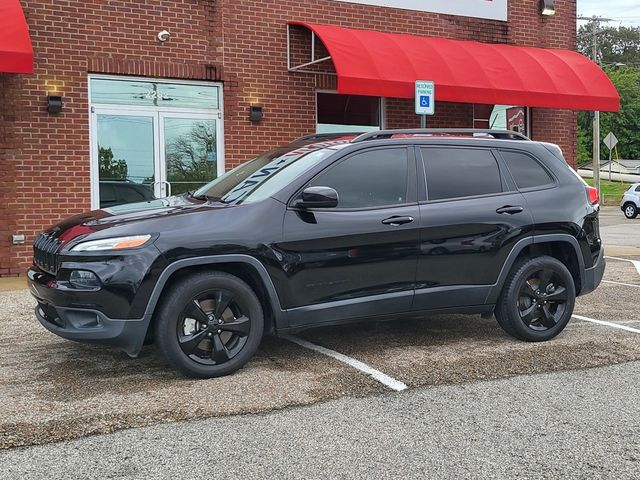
[
  {"left": 382, "top": 215, "right": 414, "bottom": 226},
  {"left": 496, "top": 205, "right": 524, "bottom": 215}
]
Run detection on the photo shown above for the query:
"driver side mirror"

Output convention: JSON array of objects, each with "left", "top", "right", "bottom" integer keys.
[{"left": 294, "top": 186, "right": 338, "bottom": 209}]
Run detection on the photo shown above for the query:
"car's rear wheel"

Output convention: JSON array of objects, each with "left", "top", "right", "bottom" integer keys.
[
  {"left": 495, "top": 256, "right": 575, "bottom": 342},
  {"left": 154, "top": 271, "right": 264, "bottom": 378},
  {"left": 623, "top": 203, "right": 638, "bottom": 219}
]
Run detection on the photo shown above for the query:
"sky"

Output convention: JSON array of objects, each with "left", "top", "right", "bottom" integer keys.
[{"left": 577, "top": 0, "right": 640, "bottom": 27}]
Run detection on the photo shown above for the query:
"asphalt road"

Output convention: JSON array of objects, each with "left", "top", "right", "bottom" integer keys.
[{"left": 1, "top": 361, "right": 638, "bottom": 479}]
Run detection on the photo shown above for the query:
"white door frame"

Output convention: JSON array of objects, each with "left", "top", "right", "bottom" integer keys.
[{"left": 88, "top": 75, "right": 224, "bottom": 209}]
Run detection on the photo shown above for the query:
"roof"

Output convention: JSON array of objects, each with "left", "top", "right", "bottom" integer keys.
[
  {"left": 0, "top": 0, "right": 33, "bottom": 74},
  {"left": 289, "top": 22, "right": 620, "bottom": 112}
]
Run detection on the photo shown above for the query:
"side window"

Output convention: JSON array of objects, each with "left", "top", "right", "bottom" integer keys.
[
  {"left": 309, "top": 148, "right": 409, "bottom": 208},
  {"left": 500, "top": 150, "right": 554, "bottom": 190},
  {"left": 635, "top": 185, "right": 640, "bottom": 192},
  {"left": 421, "top": 148, "right": 502, "bottom": 201}
]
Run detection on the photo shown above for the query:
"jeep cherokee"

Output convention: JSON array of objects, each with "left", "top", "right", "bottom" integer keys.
[{"left": 28, "top": 129, "right": 605, "bottom": 377}]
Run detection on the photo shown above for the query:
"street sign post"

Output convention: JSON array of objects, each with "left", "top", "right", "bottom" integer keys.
[
  {"left": 415, "top": 80, "right": 435, "bottom": 127},
  {"left": 603, "top": 132, "right": 618, "bottom": 181}
]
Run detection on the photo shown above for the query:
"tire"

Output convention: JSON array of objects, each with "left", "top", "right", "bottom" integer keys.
[
  {"left": 154, "top": 271, "right": 264, "bottom": 378},
  {"left": 495, "top": 256, "right": 576, "bottom": 342},
  {"left": 623, "top": 203, "right": 638, "bottom": 219}
]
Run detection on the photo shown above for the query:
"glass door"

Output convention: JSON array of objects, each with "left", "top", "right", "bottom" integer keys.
[
  {"left": 91, "top": 108, "right": 160, "bottom": 209},
  {"left": 159, "top": 113, "right": 222, "bottom": 196}
]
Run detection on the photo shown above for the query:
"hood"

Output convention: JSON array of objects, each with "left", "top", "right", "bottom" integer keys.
[{"left": 43, "top": 195, "right": 229, "bottom": 245}]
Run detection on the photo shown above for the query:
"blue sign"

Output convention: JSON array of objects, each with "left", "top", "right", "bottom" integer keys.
[{"left": 415, "top": 81, "right": 435, "bottom": 115}]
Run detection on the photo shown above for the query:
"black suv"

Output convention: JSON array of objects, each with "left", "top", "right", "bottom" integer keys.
[{"left": 28, "top": 129, "right": 605, "bottom": 378}]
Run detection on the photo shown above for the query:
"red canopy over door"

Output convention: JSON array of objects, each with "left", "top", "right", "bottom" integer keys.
[
  {"left": 0, "top": 0, "right": 34, "bottom": 74},
  {"left": 289, "top": 22, "right": 620, "bottom": 112}
]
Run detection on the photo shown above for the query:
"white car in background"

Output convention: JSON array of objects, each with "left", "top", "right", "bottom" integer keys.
[{"left": 621, "top": 183, "right": 640, "bottom": 219}]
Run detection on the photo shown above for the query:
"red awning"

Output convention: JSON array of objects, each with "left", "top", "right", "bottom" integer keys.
[
  {"left": 289, "top": 22, "right": 620, "bottom": 112},
  {"left": 0, "top": 0, "right": 34, "bottom": 74}
]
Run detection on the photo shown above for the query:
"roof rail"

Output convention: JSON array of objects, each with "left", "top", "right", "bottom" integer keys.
[
  {"left": 295, "top": 132, "right": 365, "bottom": 142},
  {"left": 351, "top": 128, "right": 531, "bottom": 143}
]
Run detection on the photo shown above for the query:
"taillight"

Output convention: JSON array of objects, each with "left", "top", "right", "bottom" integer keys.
[{"left": 586, "top": 186, "right": 599, "bottom": 205}]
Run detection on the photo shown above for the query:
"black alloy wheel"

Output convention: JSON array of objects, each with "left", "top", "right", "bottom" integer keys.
[
  {"left": 495, "top": 255, "right": 576, "bottom": 342},
  {"left": 516, "top": 269, "right": 568, "bottom": 331},
  {"left": 155, "top": 271, "right": 264, "bottom": 378},
  {"left": 177, "top": 291, "right": 251, "bottom": 365}
]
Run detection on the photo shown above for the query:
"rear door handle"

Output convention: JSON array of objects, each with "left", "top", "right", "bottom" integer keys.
[
  {"left": 496, "top": 205, "right": 524, "bottom": 215},
  {"left": 381, "top": 215, "right": 414, "bottom": 226}
]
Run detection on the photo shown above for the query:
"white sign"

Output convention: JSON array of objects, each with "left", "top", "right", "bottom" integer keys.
[
  {"left": 334, "top": 0, "right": 507, "bottom": 21},
  {"left": 603, "top": 132, "right": 618, "bottom": 150},
  {"left": 415, "top": 81, "right": 435, "bottom": 116}
]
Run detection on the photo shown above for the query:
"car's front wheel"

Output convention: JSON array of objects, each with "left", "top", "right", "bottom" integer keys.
[
  {"left": 154, "top": 271, "right": 264, "bottom": 378},
  {"left": 623, "top": 202, "right": 638, "bottom": 219},
  {"left": 495, "top": 256, "right": 575, "bottom": 342}
]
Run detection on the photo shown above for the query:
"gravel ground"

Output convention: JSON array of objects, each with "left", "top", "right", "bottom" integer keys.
[
  {"left": 1, "top": 361, "right": 638, "bottom": 479},
  {"left": 1, "top": 256, "right": 639, "bottom": 449}
]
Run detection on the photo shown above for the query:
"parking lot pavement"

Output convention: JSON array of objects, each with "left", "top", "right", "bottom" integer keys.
[
  {"left": 600, "top": 206, "right": 640, "bottom": 255},
  {"left": 1, "top": 257, "right": 639, "bottom": 450},
  {"left": 1, "top": 361, "right": 638, "bottom": 480}
]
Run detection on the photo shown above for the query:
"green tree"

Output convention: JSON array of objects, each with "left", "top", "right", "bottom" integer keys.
[
  {"left": 98, "top": 146, "right": 128, "bottom": 180},
  {"left": 577, "top": 67, "right": 640, "bottom": 164},
  {"left": 577, "top": 20, "right": 640, "bottom": 66}
]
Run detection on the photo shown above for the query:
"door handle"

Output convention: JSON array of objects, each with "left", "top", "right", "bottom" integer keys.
[
  {"left": 496, "top": 205, "right": 524, "bottom": 215},
  {"left": 381, "top": 215, "right": 414, "bottom": 226}
]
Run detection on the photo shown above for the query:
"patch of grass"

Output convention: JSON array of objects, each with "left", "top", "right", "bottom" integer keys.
[{"left": 583, "top": 177, "right": 632, "bottom": 205}]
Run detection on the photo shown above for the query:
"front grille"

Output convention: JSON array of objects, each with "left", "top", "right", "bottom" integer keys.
[{"left": 33, "top": 233, "right": 63, "bottom": 274}]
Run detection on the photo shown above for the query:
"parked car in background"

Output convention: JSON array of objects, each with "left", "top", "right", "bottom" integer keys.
[
  {"left": 620, "top": 183, "right": 640, "bottom": 219},
  {"left": 28, "top": 129, "right": 605, "bottom": 378},
  {"left": 99, "top": 181, "right": 154, "bottom": 208}
]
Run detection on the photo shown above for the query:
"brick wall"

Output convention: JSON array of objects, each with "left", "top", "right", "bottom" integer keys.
[
  {"left": 0, "top": 0, "right": 578, "bottom": 275},
  {"left": 0, "top": 0, "right": 221, "bottom": 275}
]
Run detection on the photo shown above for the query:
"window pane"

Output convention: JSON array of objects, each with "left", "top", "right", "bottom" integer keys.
[
  {"left": 317, "top": 93, "right": 380, "bottom": 133},
  {"left": 422, "top": 148, "right": 502, "bottom": 201},
  {"left": 91, "top": 78, "right": 219, "bottom": 109},
  {"left": 310, "top": 149, "right": 408, "bottom": 208},
  {"left": 490, "top": 105, "right": 527, "bottom": 135},
  {"left": 501, "top": 150, "right": 553, "bottom": 189}
]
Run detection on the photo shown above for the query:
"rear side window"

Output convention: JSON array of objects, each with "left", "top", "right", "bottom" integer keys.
[
  {"left": 421, "top": 148, "right": 502, "bottom": 201},
  {"left": 501, "top": 150, "right": 554, "bottom": 190},
  {"left": 309, "top": 148, "right": 408, "bottom": 208}
]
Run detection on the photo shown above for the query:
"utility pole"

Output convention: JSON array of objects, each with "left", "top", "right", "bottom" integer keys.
[{"left": 577, "top": 15, "right": 613, "bottom": 195}]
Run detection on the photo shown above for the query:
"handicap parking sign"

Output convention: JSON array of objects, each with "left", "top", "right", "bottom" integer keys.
[{"left": 415, "top": 81, "right": 435, "bottom": 115}]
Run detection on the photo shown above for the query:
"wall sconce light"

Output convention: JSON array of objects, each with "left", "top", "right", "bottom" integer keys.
[
  {"left": 249, "top": 105, "right": 263, "bottom": 123},
  {"left": 46, "top": 94, "right": 63, "bottom": 114},
  {"left": 540, "top": 0, "right": 555, "bottom": 16}
]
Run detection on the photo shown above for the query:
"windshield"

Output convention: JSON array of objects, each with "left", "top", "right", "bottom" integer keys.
[{"left": 193, "top": 142, "right": 345, "bottom": 204}]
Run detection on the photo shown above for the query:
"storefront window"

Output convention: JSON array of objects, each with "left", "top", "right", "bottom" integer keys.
[
  {"left": 489, "top": 105, "right": 529, "bottom": 135},
  {"left": 90, "top": 78, "right": 219, "bottom": 109},
  {"left": 89, "top": 76, "right": 223, "bottom": 209},
  {"left": 316, "top": 92, "right": 381, "bottom": 133}
]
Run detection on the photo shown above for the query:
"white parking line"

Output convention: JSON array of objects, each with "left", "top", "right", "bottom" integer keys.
[
  {"left": 605, "top": 256, "right": 640, "bottom": 276},
  {"left": 572, "top": 314, "right": 640, "bottom": 334},
  {"left": 602, "top": 279, "right": 640, "bottom": 288},
  {"left": 281, "top": 334, "right": 408, "bottom": 391}
]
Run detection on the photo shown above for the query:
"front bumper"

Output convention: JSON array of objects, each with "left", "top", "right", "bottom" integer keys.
[
  {"left": 580, "top": 248, "right": 605, "bottom": 296},
  {"left": 28, "top": 266, "right": 153, "bottom": 357},
  {"left": 34, "top": 303, "right": 150, "bottom": 357}
]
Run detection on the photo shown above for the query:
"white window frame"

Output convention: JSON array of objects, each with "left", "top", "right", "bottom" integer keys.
[{"left": 88, "top": 74, "right": 224, "bottom": 209}]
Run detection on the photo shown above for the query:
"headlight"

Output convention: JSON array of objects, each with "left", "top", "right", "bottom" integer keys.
[{"left": 70, "top": 234, "right": 152, "bottom": 252}]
